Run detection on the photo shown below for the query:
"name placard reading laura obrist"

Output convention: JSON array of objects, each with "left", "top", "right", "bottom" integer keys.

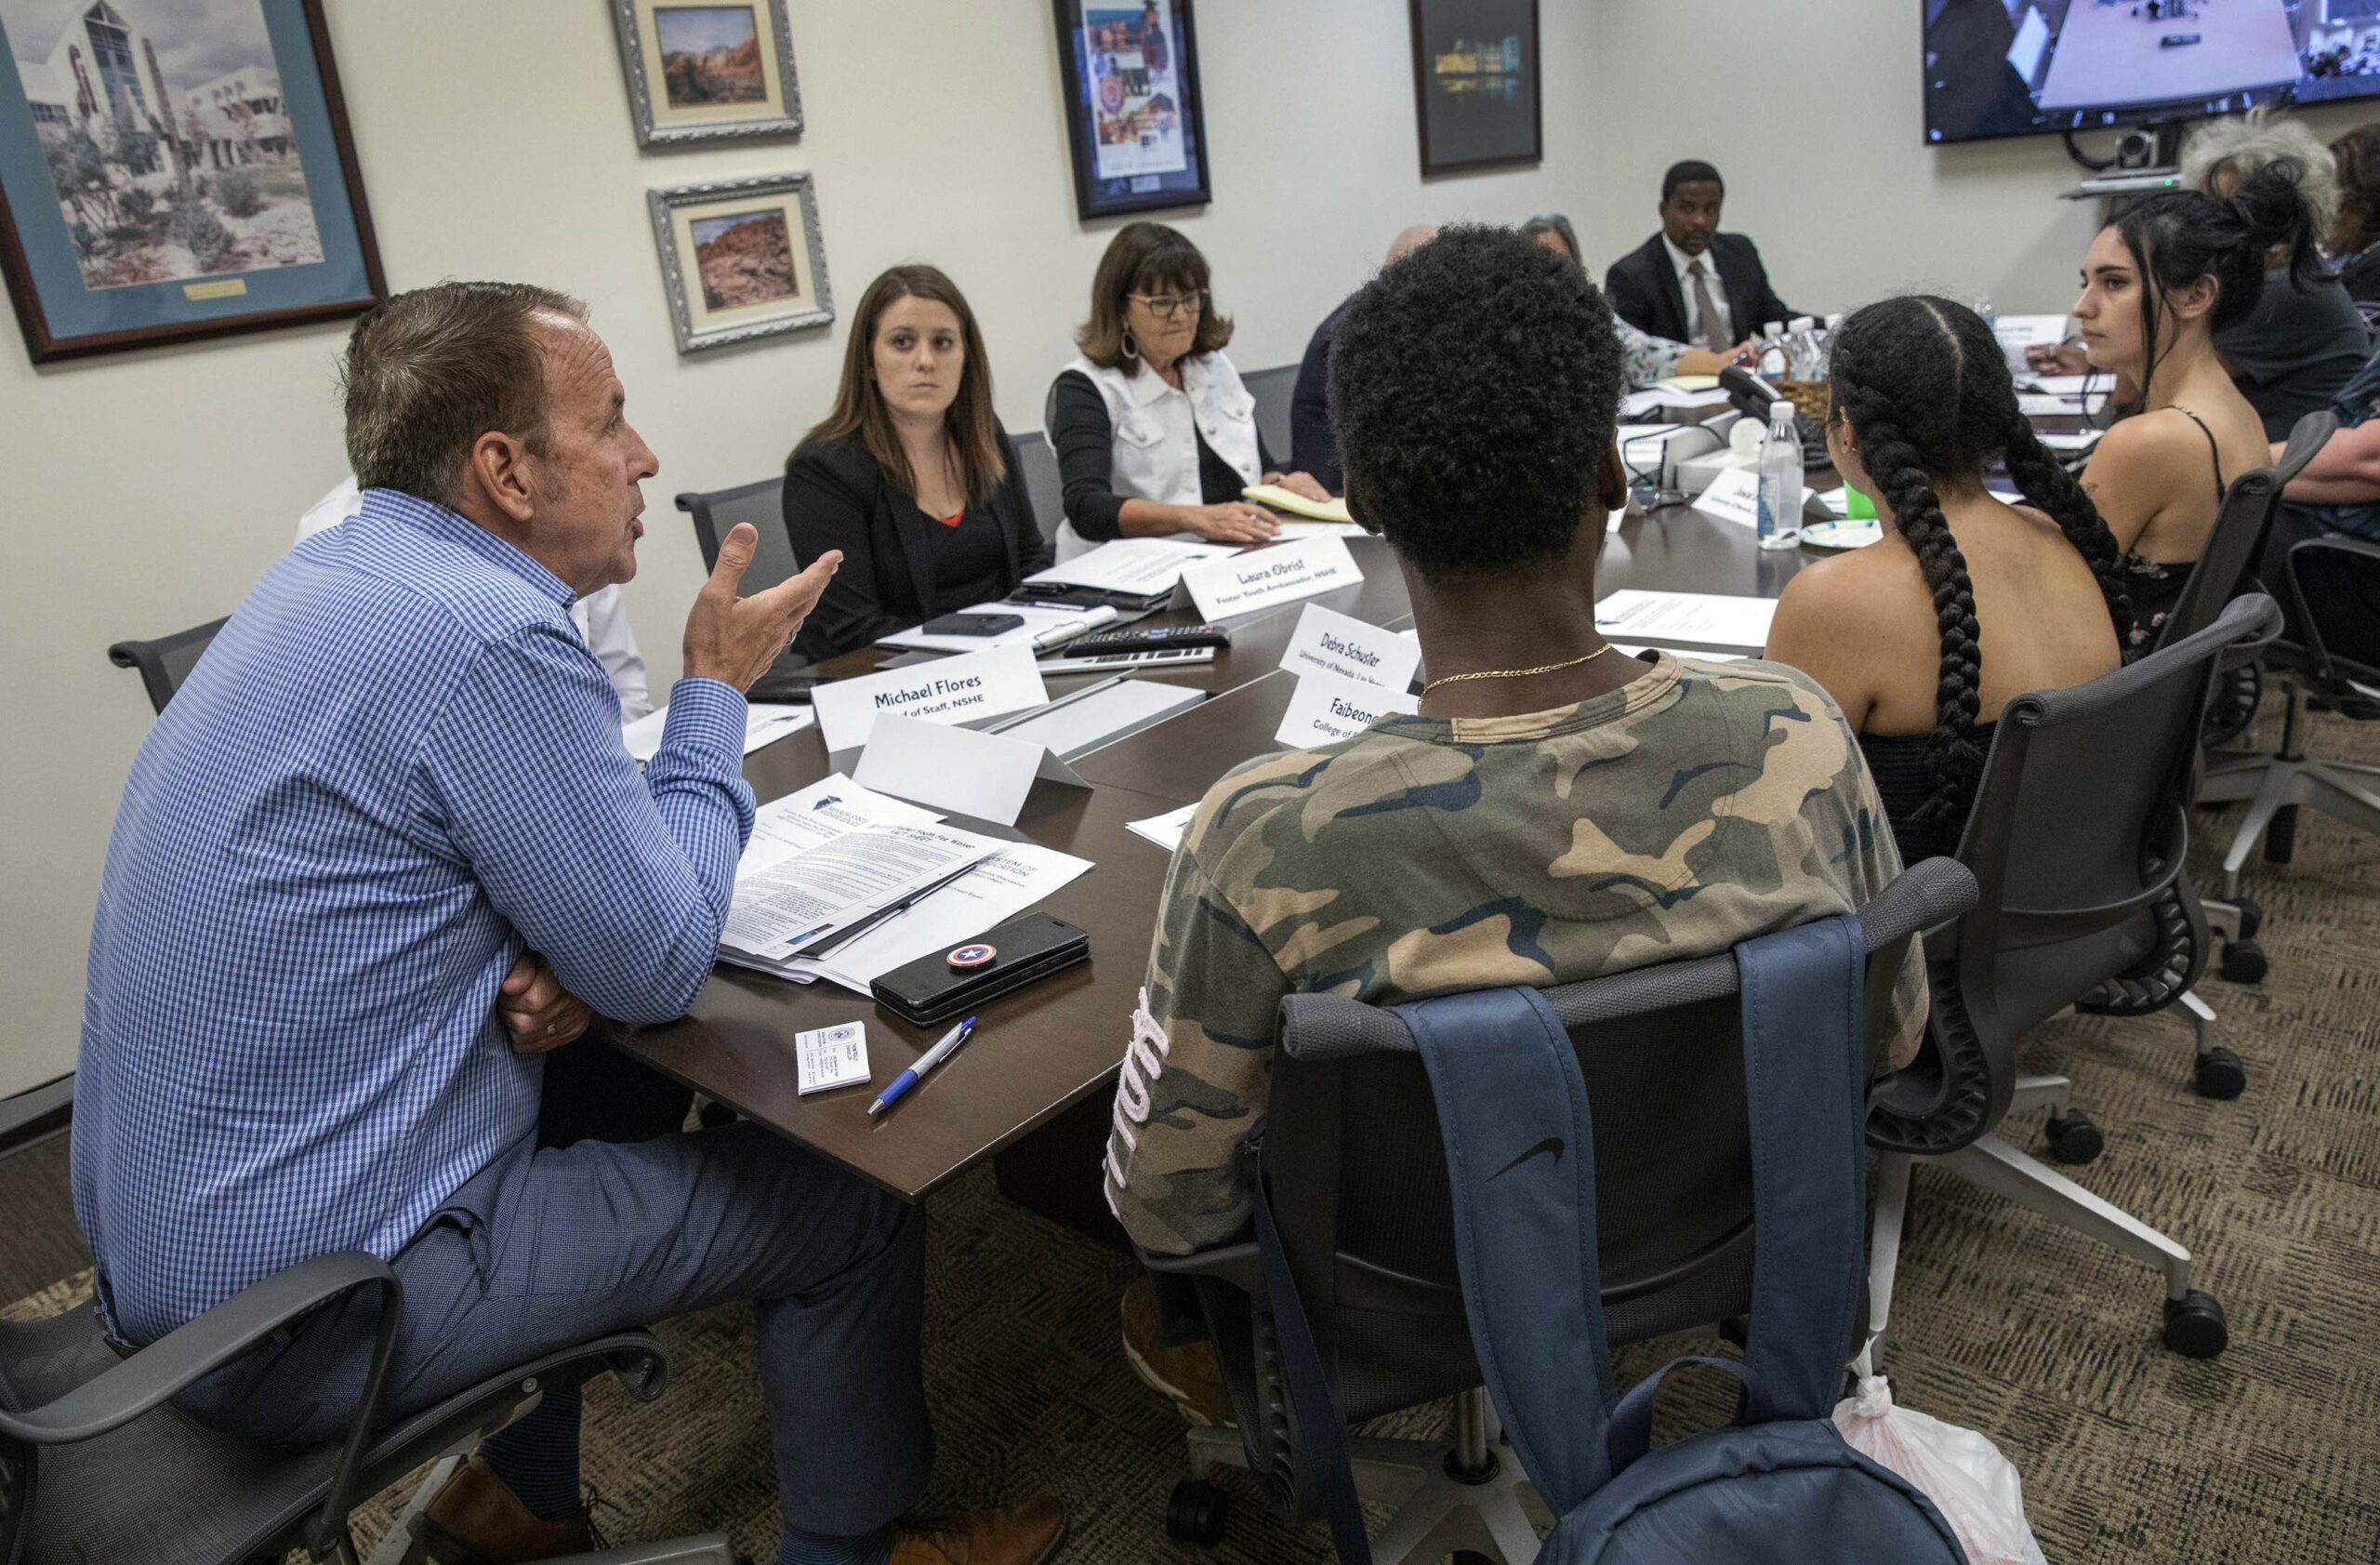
[
  {"left": 1274, "top": 670, "right": 1420, "bottom": 749},
  {"left": 1180, "top": 536, "right": 1362, "bottom": 621},
  {"left": 811, "top": 644, "right": 1048, "bottom": 752},
  {"left": 1279, "top": 603, "right": 1421, "bottom": 691}
]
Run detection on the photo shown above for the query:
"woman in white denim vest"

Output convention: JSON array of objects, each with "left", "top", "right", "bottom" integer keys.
[{"left": 1046, "top": 222, "right": 1329, "bottom": 561}]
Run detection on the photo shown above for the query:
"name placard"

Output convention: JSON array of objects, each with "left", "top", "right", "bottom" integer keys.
[
  {"left": 1274, "top": 669, "right": 1419, "bottom": 750},
  {"left": 853, "top": 714, "right": 1086, "bottom": 827},
  {"left": 1179, "top": 536, "right": 1362, "bottom": 622},
  {"left": 811, "top": 643, "right": 1048, "bottom": 753},
  {"left": 1692, "top": 464, "right": 1762, "bottom": 530},
  {"left": 1280, "top": 603, "right": 1421, "bottom": 692}
]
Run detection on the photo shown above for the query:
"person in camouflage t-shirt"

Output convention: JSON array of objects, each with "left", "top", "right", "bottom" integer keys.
[
  {"left": 1103, "top": 227, "right": 1927, "bottom": 1258},
  {"left": 1104, "top": 652, "right": 1924, "bottom": 1253}
]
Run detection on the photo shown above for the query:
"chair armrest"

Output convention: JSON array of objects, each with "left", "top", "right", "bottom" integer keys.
[
  {"left": 0, "top": 1252, "right": 397, "bottom": 1446},
  {"left": 1137, "top": 1239, "right": 1263, "bottom": 1293}
]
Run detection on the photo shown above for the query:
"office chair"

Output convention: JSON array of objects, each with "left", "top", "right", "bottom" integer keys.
[
  {"left": 679, "top": 476, "right": 809, "bottom": 695},
  {"left": 1140, "top": 861, "right": 1977, "bottom": 1565},
  {"left": 2197, "top": 535, "right": 2380, "bottom": 883},
  {"left": 2146, "top": 409, "right": 2336, "bottom": 988},
  {"left": 1008, "top": 431, "right": 1066, "bottom": 546},
  {"left": 676, "top": 476, "right": 794, "bottom": 586},
  {"left": 1862, "top": 593, "right": 2283, "bottom": 1377},
  {"left": 0, "top": 1252, "right": 729, "bottom": 1564},
  {"left": 107, "top": 617, "right": 230, "bottom": 715},
  {"left": 1238, "top": 364, "right": 1300, "bottom": 467}
]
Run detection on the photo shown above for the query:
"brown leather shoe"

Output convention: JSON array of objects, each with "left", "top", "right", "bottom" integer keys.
[
  {"left": 411, "top": 1455, "right": 601, "bottom": 1563},
  {"left": 1120, "top": 1276, "right": 1236, "bottom": 1428},
  {"left": 888, "top": 1496, "right": 1067, "bottom": 1565}
]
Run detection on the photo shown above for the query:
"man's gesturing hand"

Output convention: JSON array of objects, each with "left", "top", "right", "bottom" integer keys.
[
  {"left": 682, "top": 523, "right": 843, "bottom": 691},
  {"left": 498, "top": 951, "right": 593, "bottom": 1054}
]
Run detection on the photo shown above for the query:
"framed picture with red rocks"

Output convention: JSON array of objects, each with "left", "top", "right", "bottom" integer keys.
[
  {"left": 612, "top": 0, "right": 801, "bottom": 147},
  {"left": 647, "top": 170, "right": 830, "bottom": 353}
]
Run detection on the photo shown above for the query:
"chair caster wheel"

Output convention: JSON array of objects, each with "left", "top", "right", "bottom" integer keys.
[
  {"left": 2195, "top": 1046, "right": 2248, "bottom": 1100},
  {"left": 2218, "top": 940, "right": 2268, "bottom": 985},
  {"left": 2044, "top": 1109, "right": 2103, "bottom": 1166},
  {"left": 1166, "top": 1479, "right": 1230, "bottom": 1545},
  {"left": 2162, "top": 1290, "right": 2228, "bottom": 1358}
]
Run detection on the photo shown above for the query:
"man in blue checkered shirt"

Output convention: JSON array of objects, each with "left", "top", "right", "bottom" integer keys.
[{"left": 73, "top": 284, "right": 1065, "bottom": 1565}]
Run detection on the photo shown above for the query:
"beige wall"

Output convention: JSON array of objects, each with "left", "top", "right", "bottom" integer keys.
[
  {"left": 0, "top": 0, "right": 1606, "bottom": 1092},
  {"left": 1586, "top": 2, "right": 2380, "bottom": 320}
]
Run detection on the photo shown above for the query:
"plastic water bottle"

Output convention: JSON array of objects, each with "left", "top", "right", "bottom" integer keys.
[
  {"left": 1757, "top": 400, "right": 1804, "bottom": 552},
  {"left": 1757, "top": 322, "right": 1789, "bottom": 378}
]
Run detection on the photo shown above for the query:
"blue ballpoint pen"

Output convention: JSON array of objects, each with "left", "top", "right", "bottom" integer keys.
[{"left": 867, "top": 1015, "right": 977, "bottom": 1117}]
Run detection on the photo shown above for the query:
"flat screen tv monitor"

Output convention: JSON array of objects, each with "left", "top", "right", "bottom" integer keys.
[{"left": 1925, "top": 0, "right": 2380, "bottom": 146}]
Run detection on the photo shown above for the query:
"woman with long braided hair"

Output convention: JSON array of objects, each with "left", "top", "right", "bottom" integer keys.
[
  {"left": 1765, "top": 296, "right": 2137, "bottom": 863},
  {"left": 2073, "top": 160, "right": 2324, "bottom": 645}
]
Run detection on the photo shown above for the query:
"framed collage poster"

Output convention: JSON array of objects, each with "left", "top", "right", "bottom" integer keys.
[
  {"left": 0, "top": 0, "right": 383, "bottom": 364},
  {"left": 611, "top": 0, "right": 802, "bottom": 148},
  {"left": 1053, "top": 0, "right": 1210, "bottom": 221},
  {"left": 1408, "top": 0, "right": 1542, "bottom": 177},
  {"left": 648, "top": 170, "right": 831, "bottom": 353}
]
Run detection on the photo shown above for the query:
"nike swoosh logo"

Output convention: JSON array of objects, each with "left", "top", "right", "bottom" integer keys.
[{"left": 1491, "top": 1135, "right": 1565, "bottom": 1181}]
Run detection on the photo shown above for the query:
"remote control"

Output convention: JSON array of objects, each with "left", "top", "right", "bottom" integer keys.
[
  {"left": 1038, "top": 646, "right": 1219, "bottom": 674},
  {"left": 1061, "top": 623, "right": 1232, "bottom": 657}
]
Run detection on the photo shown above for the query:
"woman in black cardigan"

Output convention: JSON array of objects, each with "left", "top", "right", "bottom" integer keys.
[{"left": 785, "top": 265, "right": 1051, "bottom": 659}]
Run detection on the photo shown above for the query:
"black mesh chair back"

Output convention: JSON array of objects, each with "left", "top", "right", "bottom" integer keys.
[
  {"left": 107, "top": 617, "right": 230, "bottom": 716},
  {"left": 2288, "top": 537, "right": 2380, "bottom": 686},
  {"left": 2155, "top": 409, "right": 2334, "bottom": 651},
  {"left": 0, "top": 1257, "right": 675, "bottom": 1564},
  {"left": 1239, "top": 364, "right": 1300, "bottom": 467},
  {"left": 1162, "top": 861, "right": 1977, "bottom": 1518},
  {"left": 1869, "top": 593, "right": 2282, "bottom": 1155},
  {"left": 1009, "top": 431, "right": 1065, "bottom": 545},
  {"left": 677, "top": 476, "right": 793, "bottom": 587}
]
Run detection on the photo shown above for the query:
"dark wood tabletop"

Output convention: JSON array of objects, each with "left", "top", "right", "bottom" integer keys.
[{"left": 614, "top": 496, "right": 1837, "bottom": 1201}]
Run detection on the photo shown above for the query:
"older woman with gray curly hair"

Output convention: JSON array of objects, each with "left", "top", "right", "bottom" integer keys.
[{"left": 2182, "top": 111, "right": 2370, "bottom": 438}]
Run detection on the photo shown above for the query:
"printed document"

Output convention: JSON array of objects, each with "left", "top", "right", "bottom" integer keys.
[
  {"left": 1594, "top": 589, "right": 1778, "bottom": 654},
  {"left": 1128, "top": 802, "right": 1199, "bottom": 852},
  {"left": 722, "top": 824, "right": 996, "bottom": 960},
  {"left": 788, "top": 842, "right": 1095, "bottom": 997},
  {"left": 875, "top": 602, "right": 1118, "bottom": 654},
  {"left": 623, "top": 703, "right": 814, "bottom": 764},
  {"left": 1025, "top": 537, "right": 1236, "bottom": 596}
]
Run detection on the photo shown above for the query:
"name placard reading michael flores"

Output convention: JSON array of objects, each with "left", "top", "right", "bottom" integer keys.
[
  {"left": 1280, "top": 603, "right": 1421, "bottom": 691},
  {"left": 1274, "top": 669, "right": 1420, "bottom": 750},
  {"left": 811, "top": 644, "right": 1049, "bottom": 752},
  {"left": 1179, "top": 536, "right": 1363, "bottom": 622}
]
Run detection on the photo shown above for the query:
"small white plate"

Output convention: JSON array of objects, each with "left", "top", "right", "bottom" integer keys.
[{"left": 1801, "top": 519, "right": 1884, "bottom": 551}]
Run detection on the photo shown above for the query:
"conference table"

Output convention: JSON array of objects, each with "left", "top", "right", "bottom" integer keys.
[{"left": 613, "top": 445, "right": 1837, "bottom": 1234}]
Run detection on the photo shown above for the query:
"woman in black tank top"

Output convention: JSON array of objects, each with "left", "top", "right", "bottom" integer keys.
[
  {"left": 2120, "top": 406, "right": 2228, "bottom": 646},
  {"left": 1768, "top": 298, "right": 2138, "bottom": 864}
]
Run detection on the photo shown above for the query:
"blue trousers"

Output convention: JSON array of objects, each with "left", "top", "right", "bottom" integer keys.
[{"left": 178, "top": 1111, "right": 934, "bottom": 1538}]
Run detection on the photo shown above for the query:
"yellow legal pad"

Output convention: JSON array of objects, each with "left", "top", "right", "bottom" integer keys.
[{"left": 1244, "top": 484, "right": 1354, "bottom": 524}]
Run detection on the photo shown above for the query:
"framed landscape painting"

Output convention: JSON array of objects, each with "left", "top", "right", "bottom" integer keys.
[
  {"left": 1408, "top": 0, "right": 1541, "bottom": 177},
  {"left": 648, "top": 171, "right": 831, "bottom": 353},
  {"left": 0, "top": 0, "right": 383, "bottom": 363},
  {"left": 612, "top": 0, "right": 800, "bottom": 147},
  {"left": 1052, "top": 0, "right": 1210, "bottom": 221}
]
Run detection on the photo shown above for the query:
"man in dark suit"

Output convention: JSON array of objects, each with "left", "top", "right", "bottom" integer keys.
[{"left": 1605, "top": 161, "right": 1800, "bottom": 352}]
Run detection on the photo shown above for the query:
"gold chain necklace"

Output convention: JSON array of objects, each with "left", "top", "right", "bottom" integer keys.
[{"left": 1422, "top": 643, "right": 1614, "bottom": 693}]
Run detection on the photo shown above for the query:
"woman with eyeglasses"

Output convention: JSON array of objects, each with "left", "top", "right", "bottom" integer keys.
[{"left": 1047, "top": 221, "right": 1329, "bottom": 557}]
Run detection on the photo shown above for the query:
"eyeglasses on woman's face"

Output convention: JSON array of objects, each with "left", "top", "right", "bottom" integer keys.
[{"left": 1129, "top": 288, "right": 1207, "bottom": 323}]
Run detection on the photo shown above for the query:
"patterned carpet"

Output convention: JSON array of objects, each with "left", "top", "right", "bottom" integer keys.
[{"left": 13, "top": 706, "right": 2379, "bottom": 1563}]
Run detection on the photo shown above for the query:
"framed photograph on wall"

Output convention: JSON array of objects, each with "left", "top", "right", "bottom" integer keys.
[
  {"left": 1408, "top": 0, "right": 1541, "bottom": 177},
  {"left": 1052, "top": 0, "right": 1210, "bottom": 222},
  {"left": 612, "top": 0, "right": 800, "bottom": 148},
  {"left": 0, "top": 0, "right": 384, "bottom": 364},
  {"left": 648, "top": 170, "right": 830, "bottom": 353}
]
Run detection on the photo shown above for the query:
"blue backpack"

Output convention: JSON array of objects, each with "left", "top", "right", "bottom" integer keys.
[{"left": 1251, "top": 917, "right": 1965, "bottom": 1564}]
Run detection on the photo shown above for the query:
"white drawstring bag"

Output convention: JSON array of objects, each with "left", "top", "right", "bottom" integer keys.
[{"left": 1831, "top": 1375, "right": 2049, "bottom": 1565}]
